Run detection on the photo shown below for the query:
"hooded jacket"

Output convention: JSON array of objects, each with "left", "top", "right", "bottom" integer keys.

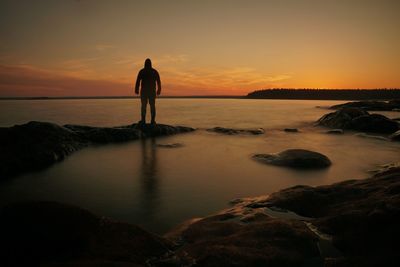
[{"left": 135, "top": 58, "right": 161, "bottom": 95}]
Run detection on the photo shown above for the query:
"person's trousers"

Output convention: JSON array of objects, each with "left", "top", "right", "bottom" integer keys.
[{"left": 140, "top": 93, "right": 156, "bottom": 123}]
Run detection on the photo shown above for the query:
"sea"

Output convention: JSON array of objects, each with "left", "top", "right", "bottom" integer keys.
[{"left": 0, "top": 98, "right": 399, "bottom": 233}]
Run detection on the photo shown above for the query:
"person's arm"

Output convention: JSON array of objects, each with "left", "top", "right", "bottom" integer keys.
[
  {"left": 134, "top": 70, "right": 141, "bottom": 94},
  {"left": 156, "top": 71, "right": 161, "bottom": 95}
]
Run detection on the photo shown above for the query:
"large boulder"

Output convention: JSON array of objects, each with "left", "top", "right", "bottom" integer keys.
[
  {"left": 0, "top": 121, "right": 195, "bottom": 179},
  {"left": 317, "top": 108, "right": 369, "bottom": 129},
  {"left": 351, "top": 114, "right": 399, "bottom": 133},
  {"left": 0, "top": 201, "right": 172, "bottom": 266},
  {"left": 253, "top": 149, "right": 332, "bottom": 169},
  {"left": 317, "top": 108, "right": 399, "bottom": 134}
]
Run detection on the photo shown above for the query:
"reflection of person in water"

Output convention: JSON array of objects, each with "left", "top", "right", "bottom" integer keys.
[
  {"left": 134, "top": 58, "right": 161, "bottom": 125},
  {"left": 138, "top": 138, "right": 159, "bottom": 220}
]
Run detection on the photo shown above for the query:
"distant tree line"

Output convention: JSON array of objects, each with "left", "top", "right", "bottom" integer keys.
[{"left": 246, "top": 88, "right": 400, "bottom": 100}]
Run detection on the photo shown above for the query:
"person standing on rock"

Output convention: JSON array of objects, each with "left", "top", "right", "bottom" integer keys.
[{"left": 135, "top": 58, "right": 161, "bottom": 125}]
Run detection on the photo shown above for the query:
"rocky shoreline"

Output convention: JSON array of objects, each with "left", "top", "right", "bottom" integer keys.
[{"left": 0, "top": 121, "right": 195, "bottom": 179}]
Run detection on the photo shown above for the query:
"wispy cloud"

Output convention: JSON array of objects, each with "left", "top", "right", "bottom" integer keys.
[{"left": 0, "top": 64, "right": 130, "bottom": 97}]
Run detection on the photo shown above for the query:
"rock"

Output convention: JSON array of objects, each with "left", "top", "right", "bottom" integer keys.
[
  {"left": 263, "top": 165, "right": 400, "bottom": 266},
  {"left": 351, "top": 114, "right": 399, "bottom": 134},
  {"left": 317, "top": 108, "right": 369, "bottom": 129},
  {"left": 389, "top": 130, "right": 400, "bottom": 141},
  {"left": 330, "top": 100, "right": 400, "bottom": 111},
  {"left": 325, "top": 129, "right": 344, "bottom": 134},
  {"left": 0, "top": 121, "right": 195, "bottom": 179},
  {"left": 317, "top": 108, "right": 399, "bottom": 134},
  {"left": 0, "top": 201, "right": 172, "bottom": 266},
  {"left": 156, "top": 142, "right": 184, "bottom": 148},
  {"left": 284, "top": 128, "right": 299, "bottom": 132},
  {"left": 253, "top": 149, "right": 332, "bottom": 169},
  {"left": 165, "top": 208, "right": 320, "bottom": 267},
  {"left": 207, "top": 126, "right": 264, "bottom": 135}
]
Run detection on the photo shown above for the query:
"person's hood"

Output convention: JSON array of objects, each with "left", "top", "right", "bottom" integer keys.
[{"left": 144, "top": 58, "right": 152, "bottom": 69}]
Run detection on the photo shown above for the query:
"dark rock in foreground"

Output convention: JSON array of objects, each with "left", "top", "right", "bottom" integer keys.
[
  {"left": 255, "top": 164, "right": 400, "bottom": 267},
  {"left": 330, "top": 100, "right": 400, "bottom": 111},
  {"left": 253, "top": 149, "right": 332, "bottom": 169},
  {"left": 166, "top": 208, "right": 320, "bottom": 267},
  {"left": 207, "top": 126, "right": 264, "bottom": 135},
  {"left": 317, "top": 108, "right": 399, "bottom": 134},
  {"left": 0, "top": 201, "right": 173, "bottom": 267},
  {"left": 0, "top": 121, "right": 195, "bottom": 179}
]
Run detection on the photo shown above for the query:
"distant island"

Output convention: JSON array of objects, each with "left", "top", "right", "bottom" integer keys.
[{"left": 246, "top": 89, "right": 400, "bottom": 100}]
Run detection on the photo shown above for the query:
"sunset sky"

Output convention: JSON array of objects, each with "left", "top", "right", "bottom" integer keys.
[{"left": 0, "top": 0, "right": 399, "bottom": 96}]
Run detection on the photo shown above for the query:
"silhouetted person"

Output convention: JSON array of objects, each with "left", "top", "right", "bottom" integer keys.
[{"left": 135, "top": 58, "right": 161, "bottom": 125}]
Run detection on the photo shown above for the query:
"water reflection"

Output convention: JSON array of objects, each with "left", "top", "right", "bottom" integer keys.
[{"left": 138, "top": 138, "right": 159, "bottom": 221}]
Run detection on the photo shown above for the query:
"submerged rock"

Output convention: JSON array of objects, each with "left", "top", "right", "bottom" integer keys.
[
  {"left": 156, "top": 142, "right": 184, "bottom": 148},
  {"left": 207, "top": 126, "right": 264, "bottom": 135},
  {"left": 317, "top": 108, "right": 399, "bottom": 134},
  {"left": 253, "top": 149, "right": 332, "bottom": 169},
  {"left": 0, "top": 121, "right": 195, "bottom": 179},
  {"left": 0, "top": 201, "right": 172, "bottom": 266},
  {"left": 325, "top": 129, "right": 344, "bottom": 134},
  {"left": 284, "top": 128, "right": 299, "bottom": 132},
  {"left": 330, "top": 100, "right": 400, "bottom": 111}
]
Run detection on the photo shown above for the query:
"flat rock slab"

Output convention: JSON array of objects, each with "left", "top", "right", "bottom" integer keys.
[
  {"left": 207, "top": 126, "right": 264, "bottom": 135},
  {"left": 253, "top": 149, "right": 332, "bottom": 169},
  {"left": 0, "top": 121, "right": 195, "bottom": 179}
]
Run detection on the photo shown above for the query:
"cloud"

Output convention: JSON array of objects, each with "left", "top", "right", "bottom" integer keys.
[{"left": 0, "top": 64, "right": 130, "bottom": 97}]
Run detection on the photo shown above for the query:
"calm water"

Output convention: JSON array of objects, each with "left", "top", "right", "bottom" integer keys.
[{"left": 0, "top": 99, "right": 399, "bottom": 233}]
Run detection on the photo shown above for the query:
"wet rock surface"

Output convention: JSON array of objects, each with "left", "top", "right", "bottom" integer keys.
[
  {"left": 207, "top": 126, "right": 264, "bottom": 135},
  {"left": 0, "top": 121, "right": 195, "bottom": 179},
  {"left": 259, "top": 165, "right": 400, "bottom": 267},
  {"left": 330, "top": 100, "right": 400, "bottom": 111},
  {"left": 317, "top": 108, "right": 399, "bottom": 134},
  {"left": 253, "top": 149, "right": 332, "bottom": 169}
]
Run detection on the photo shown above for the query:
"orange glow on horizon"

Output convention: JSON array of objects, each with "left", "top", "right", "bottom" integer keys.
[{"left": 0, "top": 1, "right": 399, "bottom": 97}]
